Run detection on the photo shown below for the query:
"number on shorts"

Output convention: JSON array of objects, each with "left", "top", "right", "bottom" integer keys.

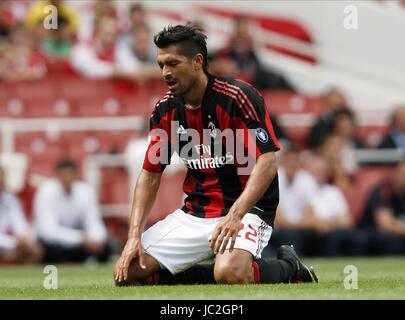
[{"left": 236, "top": 223, "right": 257, "bottom": 243}]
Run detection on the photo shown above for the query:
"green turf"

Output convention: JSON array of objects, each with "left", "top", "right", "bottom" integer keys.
[{"left": 0, "top": 257, "right": 404, "bottom": 299}]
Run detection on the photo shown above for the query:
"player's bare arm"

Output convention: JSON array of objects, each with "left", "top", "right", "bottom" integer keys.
[
  {"left": 210, "top": 152, "right": 278, "bottom": 254},
  {"left": 114, "top": 169, "right": 162, "bottom": 282}
]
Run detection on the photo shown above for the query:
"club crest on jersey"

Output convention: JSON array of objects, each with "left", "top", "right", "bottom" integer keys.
[
  {"left": 256, "top": 128, "right": 269, "bottom": 143},
  {"left": 208, "top": 121, "right": 218, "bottom": 139}
]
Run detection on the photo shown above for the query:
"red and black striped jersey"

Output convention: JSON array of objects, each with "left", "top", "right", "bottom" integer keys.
[{"left": 142, "top": 74, "right": 280, "bottom": 226}]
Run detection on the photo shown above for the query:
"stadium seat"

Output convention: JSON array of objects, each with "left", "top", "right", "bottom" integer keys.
[
  {"left": 58, "top": 131, "right": 101, "bottom": 160},
  {"left": 12, "top": 79, "right": 56, "bottom": 101},
  {"left": 99, "top": 167, "right": 129, "bottom": 205},
  {"left": 1, "top": 98, "right": 28, "bottom": 118},
  {"left": 23, "top": 98, "right": 74, "bottom": 118},
  {"left": 345, "top": 166, "right": 395, "bottom": 224},
  {"left": 356, "top": 126, "right": 388, "bottom": 148},
  {"left": 76, "top": 97, "right": 124, "bottom": 117},
  {"left": 120, "top": 91, "right": 156, "bottom": 116},
  {"left": 283, "top": 126, "right": 310, "bottom": 149},
  {"left": 94, "top": 130, "right": 140, "bottom": 154},
  {"left": 58, "top": 78, "right": 116, "bottom": 101},
  {"left": 262, "top": 90, "right": 323, "bottom": 115}
]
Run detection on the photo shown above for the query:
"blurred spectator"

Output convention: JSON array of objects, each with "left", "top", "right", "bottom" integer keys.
[
  {"left": 307, "top": 88, "right": 349, "bottom": 149},
  {"left": 270, "top": 147, "right": 319, "bottom": 255},
  {"left": 0, "top": 166, "right": 42, "bottom": 264},
  {"left": 124, "top": 118, "right": 185, "bottom": 197},
  {"left": 34, "top": 158, "right": 110, "bottom": 263},
  {"left": 378, "top": 105, "right": 405, "bottom": 150},
  {"left": 0, "top": 0, "right": 17, "bottom": 39},
  {"left": 70, "top": 16, "right": 133, "bottom": 80},
  {"left": 0, "top": 24, "right": 47, "bottom": 81},
  {"left": 40, "top": 15, "right": 74, "bottom": 60},
  {"left": 209, "top": 15, "right": 294, "bottom": 90},
  {"left": 331, "top": 109, "right": 365, "bottom": 149},
  {"left": 116, "top": 23, "right": 160, "bottom": 83},
  {"left": 304, "top": 153, "right": 362, "bottom": 256},
  {"left": 128, "top": 2, "right": 148, "bottom": 32},
  {"left": 318, "top": 134, "right": 357, "bottom": 191},
  {"left": 75, "top": 0, "right": 123, "bottom": 42},
  {"left": 359, "top": 160, "right": 405, "bottom": 255},
  {"left": 272, "top": 152, "right": 362, "bottom": 256}
]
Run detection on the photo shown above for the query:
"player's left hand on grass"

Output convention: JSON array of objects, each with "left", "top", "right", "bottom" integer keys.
[
  {"left": 209, "top": 213, "right": 242, "bottom": 255},
  {"left": 114, "top": 236, "right": 145, "bottom": 283}
]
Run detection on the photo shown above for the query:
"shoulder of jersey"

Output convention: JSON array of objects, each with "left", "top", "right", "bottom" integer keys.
[
  {"left": 212, "top": 76, "right": 261, "bottom": 121},
  {"left": 213, "top": 76, "right": 256, "bottom": 95},
  {"left": 152, "top": 91, "right": 177, "bottom": 114}
]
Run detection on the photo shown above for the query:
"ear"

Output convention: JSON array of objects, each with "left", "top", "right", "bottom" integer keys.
[{"left": 193, "top": 53, "right": 204, "bottom": 71}]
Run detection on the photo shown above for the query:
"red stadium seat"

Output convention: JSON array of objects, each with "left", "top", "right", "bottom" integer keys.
[
  {"left": 120, "top": 91, "right": 156, "bottom": 116},
  {"left": 99, "top": 167, "right": 129, "bottom": 204},
  {"left": 262, "top": 90, "right": 323, "bottom": 116},
  {"left": 283, "top": 126, "right": 310, "bottom": 149},
  {"left": 58, "top": 131, "right": 101, "bottom": 160},
  {"left": 356, "top": 126, "right": 388, "bottom": 148},
  {"left": 1, "top": 98, "right": 28, "bottom": 117},
  {"left": 58, "top": 79, "right": 116, "bottom": 101},
  {"left": 14, "top": 132, "right": 62, "bottom": 159},
  {"left": 76, "top": 97, "right": 124, "bottom": 117},
  {"left": 345, "top": 166, "right": 395, "bottom": 224},
  {"left": 16, "top": 80, "right": 55, "bottom": 100},
  {"left": 24, "top": 98, "right": 74, "bottom": 118},
  {"left": 94, "top": 130, "right": 140, "bottom": 153}
]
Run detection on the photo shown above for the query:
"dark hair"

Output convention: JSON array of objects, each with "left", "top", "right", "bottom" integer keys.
[
  {"left": 55, "top": 158, "right": 77, "bottom": 172},
  {"left": 130, "top": 3, "right": 144, "bottom": 14},
  {"left": 332, "top": 109, "right": 356, "bottom": 129},
  {"left": 153, "top": 24, "right": 208, "bottom": 73}
]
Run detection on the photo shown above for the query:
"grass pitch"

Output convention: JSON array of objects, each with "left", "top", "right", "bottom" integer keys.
[{"left": 1, "top": 257, "right": 404, "bottom": 300}]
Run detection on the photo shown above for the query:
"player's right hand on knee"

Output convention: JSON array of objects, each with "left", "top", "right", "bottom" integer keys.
[{"left": 114, "top": 237, "right": 146, "bottom": 283}]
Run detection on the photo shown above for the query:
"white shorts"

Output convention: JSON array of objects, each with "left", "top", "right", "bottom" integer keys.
[{"left": 141, "top": 209, "right": 272, "bottom": 274}]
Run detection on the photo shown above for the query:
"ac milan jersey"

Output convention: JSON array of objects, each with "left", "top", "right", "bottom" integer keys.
[{"left": 142, "top": 75, "right": 280, "bottom": 226}]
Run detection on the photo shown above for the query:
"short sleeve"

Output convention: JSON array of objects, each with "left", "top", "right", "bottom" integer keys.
[
  {"left": 232, "top": 81, "right": 280, "bottom": 158},
  {"left": 142, "top": 101, "right": 174, "bottom": 173}
]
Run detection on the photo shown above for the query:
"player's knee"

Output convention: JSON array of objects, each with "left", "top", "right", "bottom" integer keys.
[{"left": 214, "top": 263, "right": 250, "bottom": 284}]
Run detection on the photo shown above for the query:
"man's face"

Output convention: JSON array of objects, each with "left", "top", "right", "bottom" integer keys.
[
  {"left": 283, "top": 152, "right": 300, "bottom": 181},
  {"left": 323, "top": 90, "right": 347, "bottom": 113},
  {"left": 334, "top": 115, "right": 355, "bottom": 138},
  {"left": 133, "top": 29, "right": 150, "bottom": 59},
  {"left": 305, "top": 156, "right": 330, "bottom": 185},
  {"left": 57, "top": 168, "right": 76, "bottom": 191},
  {"left": 157, "top": 45, "right": 199, "bottom": 96},
  {"left": 97, "top": 17, "right": 118, "bottom": 49}
]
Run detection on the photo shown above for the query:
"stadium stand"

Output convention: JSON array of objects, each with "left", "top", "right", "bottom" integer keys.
[{"left": 1, "top": 0, "right": 404, "bottom": 259}]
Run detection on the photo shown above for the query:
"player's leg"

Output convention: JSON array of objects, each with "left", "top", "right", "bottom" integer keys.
[
  {"left": 155, "top": 263, "right": 215, "bottom": 285},
  {"left": 212, "top": 243, "right": 298, "bottom": 285},
  {"left": 214, "top": 213, "right": 318, "bottom": 284},
  {"left": 115, "top": 209, "right": 217, "bottom": 286},
  {"left": 214, "top": 249, "right": 254, "bottom": 284}
]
